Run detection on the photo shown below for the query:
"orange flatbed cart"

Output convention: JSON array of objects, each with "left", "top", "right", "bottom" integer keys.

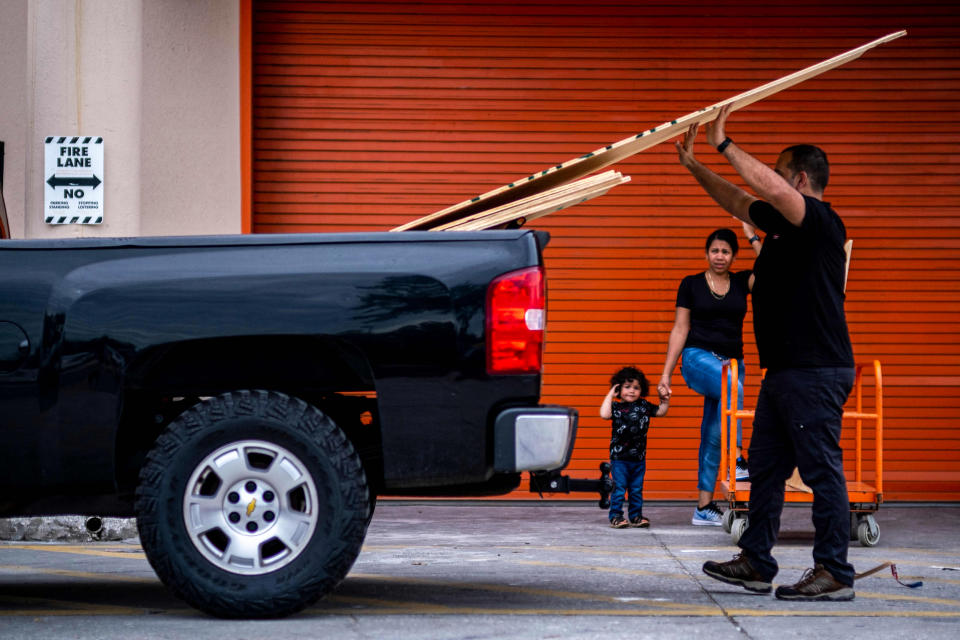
[{"left": 718, "top": 359, "right": 884, "bottom": 547}]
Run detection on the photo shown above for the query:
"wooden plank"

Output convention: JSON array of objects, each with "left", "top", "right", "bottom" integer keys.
[
  {"left": 391, "top": 30, "right": 906, "bottom": 232},
  {"left": 433, "top": 170, "right": 620, "bottom": 230},
  {"left": 438, "top": 171, "right": 630, "bottom": 231}
]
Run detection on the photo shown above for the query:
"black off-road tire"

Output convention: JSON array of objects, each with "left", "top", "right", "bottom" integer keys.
[{"left": 135, "top": 390, "right": 369, "bottom": 618}]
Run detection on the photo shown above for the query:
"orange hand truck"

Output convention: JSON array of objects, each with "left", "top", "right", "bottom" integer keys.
[{"left": 719, "top": 359, "right": 884, "bottom": 547}]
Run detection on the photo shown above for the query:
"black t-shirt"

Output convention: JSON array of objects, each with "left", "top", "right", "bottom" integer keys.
[
  {"left": 749, "top": 196, "right": 854, "bottom": 371},
  {"left": 676, "top": 270, "right": 752, "bottom": 360},
  {"left": 609, "top": 399, "right": 657, "bottom": 462}
]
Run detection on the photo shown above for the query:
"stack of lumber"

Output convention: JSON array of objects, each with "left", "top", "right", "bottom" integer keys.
[
  {"left": 391, "top": 30, "right": 905, "bottom": 233},
  {"left": 425, "top": 170, "right": 628, "bottom": 232}
]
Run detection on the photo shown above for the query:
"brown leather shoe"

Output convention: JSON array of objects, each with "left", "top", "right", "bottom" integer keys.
[
  {"left": 702, "top": 554, "right": 772, "bottom": 593},
  {"left": 774, "top": 565, "right": 855, "bottom": 601}
]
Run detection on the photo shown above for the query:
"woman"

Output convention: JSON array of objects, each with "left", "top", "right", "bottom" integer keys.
[{"left": 658, "top": 225, "right": 759, "bottom": 526}]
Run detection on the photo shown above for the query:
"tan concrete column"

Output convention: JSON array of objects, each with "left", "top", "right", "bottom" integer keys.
[
  {"left": 0, "top": 0, "right": 28, "bottom": 239},
  {"left": 26, "top": 0, "right": 142, "bottom": 238}
]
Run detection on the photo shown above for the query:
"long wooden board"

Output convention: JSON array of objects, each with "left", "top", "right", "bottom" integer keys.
[
  {"left": 433, "top": 170, "right": 627, "bottom": 231},
  {"left": 440, "top": 171, "right": 630, "bottom": 231},
  {"left": 392, "top": 30, "right": 906, "bottom": 232},
  {"left": 432, "top": 171, "right": 619, "bottom": 231}
]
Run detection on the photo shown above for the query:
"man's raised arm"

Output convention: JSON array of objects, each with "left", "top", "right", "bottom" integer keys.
[
  {"left": 706, "top": 104, "right": 807, "bottom": 226},
  {"left": 675, "top": 121, "right": 757, "bottom": 224}
]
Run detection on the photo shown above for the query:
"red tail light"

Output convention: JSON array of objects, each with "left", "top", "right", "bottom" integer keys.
[{"left": 486, "top": 266, "right": 545, "bottom": 375}]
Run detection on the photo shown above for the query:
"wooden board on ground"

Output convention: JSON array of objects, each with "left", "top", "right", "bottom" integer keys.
[
  {"left": 391, "top": 30, "right": 906, "bottom": 232},
  {"left": 786, "top": 468, "right": 814, "bottom": 493}
]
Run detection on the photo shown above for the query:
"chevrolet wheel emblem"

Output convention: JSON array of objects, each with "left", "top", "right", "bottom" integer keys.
[{"left": 246, "top": 498, "right": 257, "bottom": 517}]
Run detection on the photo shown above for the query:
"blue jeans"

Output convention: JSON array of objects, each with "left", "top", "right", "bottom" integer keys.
[
  {"left": 681, "top": 347, "right": 745, "bottom": 493},
  {"left": 739, "top": 367, "right": 856, "bottom": 585},
  {"left": 609, "top": 458, "right": 646, "bottom": 521}
]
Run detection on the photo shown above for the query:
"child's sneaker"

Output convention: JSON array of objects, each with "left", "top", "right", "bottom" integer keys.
[
  {"left": 609, "top": 516, "right": 629, "bottom": 528},
  {"left": 692, "top": 501, "right": 724, "bottom": 526},
  {"left": 736, "top": 456, "right": 750, "bottom": 481}
]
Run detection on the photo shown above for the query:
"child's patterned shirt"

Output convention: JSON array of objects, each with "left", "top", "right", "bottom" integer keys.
[{"left": 609, "top": 399, "right": 657, "bottom": 461}]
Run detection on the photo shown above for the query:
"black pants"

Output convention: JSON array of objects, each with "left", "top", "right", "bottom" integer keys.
[{"left": 740, "top": 367, "right": 856, "bottom": 586}]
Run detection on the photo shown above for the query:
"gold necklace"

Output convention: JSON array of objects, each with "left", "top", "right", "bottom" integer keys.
[{"left": 705, "top": 270, "right": 729, "bottom": 300}]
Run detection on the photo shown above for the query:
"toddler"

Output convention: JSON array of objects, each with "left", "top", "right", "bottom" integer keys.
[{"left": 600, "top": 366, "right": 669, "bottom": 528}]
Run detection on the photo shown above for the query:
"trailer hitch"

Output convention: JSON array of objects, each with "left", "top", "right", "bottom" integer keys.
[{"left": 529, "top": 462, "right": 613, "bottom": 509}]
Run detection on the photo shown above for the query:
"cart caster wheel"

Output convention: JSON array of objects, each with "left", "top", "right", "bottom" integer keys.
[
  {"left": 722, "top": 509, "right": 736, "bottom": 533},
  {"left": 731, "top": 516, "right": 749, "bottom": 545},
  {"left": 857, "top": 515, "right": 880, "bottom": 547}
]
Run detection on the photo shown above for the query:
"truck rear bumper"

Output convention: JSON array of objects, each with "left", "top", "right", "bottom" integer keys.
[{"left": 493, "top": 405, "right": 578, "bottom": 473}]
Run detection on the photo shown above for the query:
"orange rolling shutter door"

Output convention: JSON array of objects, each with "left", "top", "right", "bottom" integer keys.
[{"left": 251, "top": 2, "right": 960, "bottom": 500}]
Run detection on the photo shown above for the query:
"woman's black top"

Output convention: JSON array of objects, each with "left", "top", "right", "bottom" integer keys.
[{"left": 676, "top": 270, "right": 752, "bottom": 360}]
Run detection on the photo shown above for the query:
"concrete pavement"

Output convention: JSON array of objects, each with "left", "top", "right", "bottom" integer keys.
[{"left": 1, "top": 501, "right": 958, "bottom": 638}]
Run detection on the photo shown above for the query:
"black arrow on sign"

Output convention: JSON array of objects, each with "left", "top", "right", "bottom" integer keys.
[{"left": 46, "top": 174, "right": 102, "bottom": 189}]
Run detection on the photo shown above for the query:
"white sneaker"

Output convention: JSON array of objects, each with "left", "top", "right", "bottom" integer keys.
[
  {"left": 736, "top": 457, "right": 750, "bottom": 481},
  {"left": 692, "top": 502, "right": 724, "bottom": 526}
]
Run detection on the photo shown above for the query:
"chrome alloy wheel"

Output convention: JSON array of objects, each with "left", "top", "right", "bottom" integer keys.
[{"left": 182, "top": 439, "right": 319, "bottom": 575}]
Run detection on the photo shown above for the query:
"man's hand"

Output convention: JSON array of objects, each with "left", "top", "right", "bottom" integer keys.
[
  {"left": 705, "top": 103, "right": 732, "bottom": 149},
  {"left": 675, "top": 123, "right": 699, "bottom": 169}
]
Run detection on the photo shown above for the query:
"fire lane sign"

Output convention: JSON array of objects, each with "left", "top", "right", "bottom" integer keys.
[{"left": 44, "top": 136, "right": 104, "bottom": 224}]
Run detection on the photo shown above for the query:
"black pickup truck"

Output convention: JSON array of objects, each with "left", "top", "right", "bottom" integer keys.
[{"left": 0, "top": 230, "right": 578, "bottom": 617}]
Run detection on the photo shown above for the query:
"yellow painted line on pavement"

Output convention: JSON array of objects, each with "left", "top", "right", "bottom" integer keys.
[
  {"left": 1, "top": 544, "right": 145, "bottom": 560},
  {"left": 0, "top": 594, "right": 143, "bottom": 617},
  {"left": 723, "top": 609, "right": 960, "bottom": 618},
  {"left": 505, "top": 558, "right": 960, "bottom": 597},
  {"left": 856, "top": 590, "right": 960, "bottom": 608},
  {"left": 321, "top": 599, "right": 721, "bottom": 616},
  {"left": 348, "top": 572, "right": 711, "bottom": 611},
  {"left": 322, "top": 595, "right": 960, "bottom": 618},
  {"left": 0, "top": 564, "right": 156, "bottom": 583},
  {"left": 330, "top": 594, "right": 460, "bottom": 613},
  {"left": 497, "top": 544, "right": 668, "bottom": 552}
]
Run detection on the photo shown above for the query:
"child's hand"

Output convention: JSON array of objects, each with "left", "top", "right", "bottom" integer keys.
[{"left": 657, "top": 377, "right": 671, "bottom": 399}]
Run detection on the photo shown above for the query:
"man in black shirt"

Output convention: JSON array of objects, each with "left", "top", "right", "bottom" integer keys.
[{"left": 675, "top": 104, "right": 856, "bottom": 601}]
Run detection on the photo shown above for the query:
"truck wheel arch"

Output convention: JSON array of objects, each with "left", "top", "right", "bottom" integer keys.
[{"left": 115, "top": 336, "right": 382, "bottom": 493}]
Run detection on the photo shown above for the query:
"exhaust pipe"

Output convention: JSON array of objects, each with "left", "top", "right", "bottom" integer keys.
[{"left": 85, "top": 516, "right": 103, "bottom": 539}]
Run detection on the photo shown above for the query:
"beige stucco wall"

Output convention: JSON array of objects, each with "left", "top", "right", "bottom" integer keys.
[
  {"left": 140, "top": 0, "right": 240, "bottom": 236},
  {"left": 0, "top": 0, "right": 240, "bottom": 239},
  {"left": 0, "top": 1, "right": 29, "bottom": 239}
]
